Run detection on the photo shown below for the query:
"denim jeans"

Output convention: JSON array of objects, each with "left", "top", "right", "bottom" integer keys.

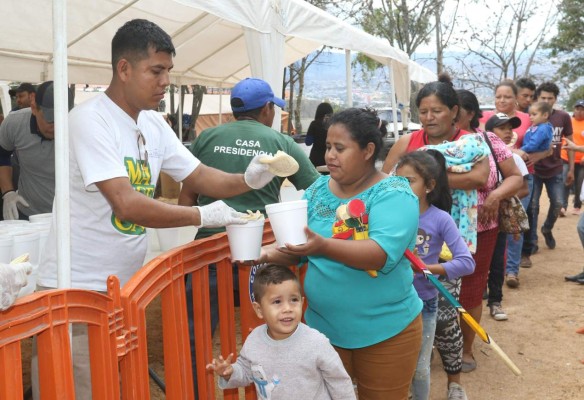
[
  {"left": 488, "top": 232, "right": 508, "bottom": 305},
  {"left": 562, "top": 162, "right": 584, "bottom": 210},
  {"left": 525, "top": 173, "right": 564, "bottom": 250},
  {"left": 507, "top": 174, "right": 533, "bottom": 276},
  {"left": 578, "top": 213, "right": 584, "bottom": 248},
  {"left": 411, "top": 296, "right": 438, "bottom": 400}
]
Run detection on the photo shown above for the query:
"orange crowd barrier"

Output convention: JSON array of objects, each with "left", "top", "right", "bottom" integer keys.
[
  {"left": 0, "top": 222, "right": 294, "bottom": 399},
  {"left": 0, "top": 277, "right": 123, "bottom": 400}
]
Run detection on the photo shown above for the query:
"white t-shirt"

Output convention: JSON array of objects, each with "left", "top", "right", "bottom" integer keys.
[
  {"left": 38, "top": 94, "right": 199, "bottom": 291},
  {"left": 512, "top": 153, "right": 529, "bottom": 176}
]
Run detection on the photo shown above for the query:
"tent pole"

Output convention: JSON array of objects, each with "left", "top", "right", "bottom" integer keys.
[
  {"left": 218, "top": 83, "right": 223, "bottom": 125},
  {"left": 54, "top": 0, "right": 71, "bottom": 289},
  {"left": 345, "top": 49, "right": 352, "bottom": 107},
  {"left": 178, "top": 77, "right": 183, "bottom": 141},
  {"left": 389, "top": 66, "right": 399, "bottom": 140}
]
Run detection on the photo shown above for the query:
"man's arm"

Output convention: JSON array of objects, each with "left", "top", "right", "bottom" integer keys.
[
  {"left": 566, "top": 134, "right": 575, "bottom": 186},
  {"left": 0, "top": 165, "right": 14, "bottom": 194}
]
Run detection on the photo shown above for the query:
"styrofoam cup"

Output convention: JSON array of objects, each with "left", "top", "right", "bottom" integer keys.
[
  {"left": 265, "top": 200, "right": 308, "bottom": 247},
  {"left": 156, "top": 228, "right": 180, "bottom": 252},
  {"left": 226, "top": 218, "right": 265, "bottom": 261},
  {"left": 29, "top": 213, "right": 53, "bottom": 223},
  {"left": 0, "top": 235, "right": 13, "bottom": 263},
  {"left": 17, "top": 264, "right": 38, "bottom": 299},
  {"left": 11, "top": 231, "right": 40, "bottom": 266}
]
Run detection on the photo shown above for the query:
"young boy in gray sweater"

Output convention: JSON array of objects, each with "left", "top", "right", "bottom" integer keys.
[{"left": 206, "top": 265, "right": 355, "bottom": 400}]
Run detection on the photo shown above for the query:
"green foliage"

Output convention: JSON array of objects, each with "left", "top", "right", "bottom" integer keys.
[
  {"left": 547, "top": 0, "right": 584, "bottom": 82},
  {"left": 566, "top": 86, "right": 584, "bottom": 111}
]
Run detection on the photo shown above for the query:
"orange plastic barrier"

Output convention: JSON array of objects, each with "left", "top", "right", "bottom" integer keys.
[
  {"left": 0, "top": 222, "right": 284, "bottom": 399},
  {"left": 118, "top": 223, "right": 276, "bottom": 400},
  {"left": 0, "top": 277, "right": 124, "bottom": 400}
]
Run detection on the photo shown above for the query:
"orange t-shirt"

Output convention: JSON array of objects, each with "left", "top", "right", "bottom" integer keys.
[{"left": 561, "top": 117, "right": 584, "bottom": 164}]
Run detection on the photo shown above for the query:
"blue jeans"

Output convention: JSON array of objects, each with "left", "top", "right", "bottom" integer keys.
[
  {"left": 562, "top": 162, "right": 584, "bottom": 210},
  {"left": 525, "top": 173, "right": 564, "bottom": 250},
  {"left": 507, "top": 175, "right": 533, "bottom": 276},
  {"left": 578, "top": 213, "right": 584, "bottom": 248},
  {"left": 411, "top": 296, "right": 438, "bottom": 400}
]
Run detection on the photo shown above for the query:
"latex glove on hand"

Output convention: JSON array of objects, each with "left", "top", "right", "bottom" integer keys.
[
  {"left": 2, "top": 190, "right": 29, "bottom": 220},
  {"left": 0, "top": 261, "right": 32, "bottom": 311},
  {"left": 195, "top": 200, "right": 248, "bottom": 228},
  {"left": 244, "top": 155, "right": 276, "bottom": 190}
]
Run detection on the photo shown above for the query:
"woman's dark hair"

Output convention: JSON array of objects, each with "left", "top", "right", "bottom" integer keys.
[
  {"left": 415, "top": 72, "right": 459, "bottom": 112},
  {"left": 314, "top": 102, "right": 334, "bottom": 121},
  {"left": 396, "top": 150, "right": 452, "bottom": 213},
  {"left": 328, "top": 107, "right": 383, "bottom": 161},
  {"left": 495, "top": 79, "right": 518, "bottom": 96},
  {"left": 456, "top": 89, "right": 483, "bottom": 130}
]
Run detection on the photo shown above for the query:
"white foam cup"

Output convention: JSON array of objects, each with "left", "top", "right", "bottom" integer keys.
[
  {"left": 17, "top": 264, "right": 38, "bottom": 299},
  {"left": 0, "top": 235, "right": 14, "bottom": 263},
  {"left": 11, "top": 231, "right": 40, "bottom": 266},
  {"left": 265, "top": 200, "right": 308, "bottom": 247},
  {"left": 226, "top": 218, "right": 265, "bottom": 261},
  {"left": 29, "top": 213, "right": 53, "bottom": 223},
  {"left": 156, "top": 227, "right": 180, "bottom": 252}
]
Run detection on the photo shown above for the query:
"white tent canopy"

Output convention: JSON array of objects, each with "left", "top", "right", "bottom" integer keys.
[
  {"left": 0, "top": 0, "right": 436, "bottom": 287},
  {"left": 0, "top": 0, "right": 435, "bottom": 105}
]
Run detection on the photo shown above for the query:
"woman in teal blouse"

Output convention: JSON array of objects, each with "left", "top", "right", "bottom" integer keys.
[{"left": 260, "top": 108, "right": 422, "bottom": 400}]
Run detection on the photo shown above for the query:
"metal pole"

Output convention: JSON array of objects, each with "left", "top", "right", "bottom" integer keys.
[
  {"left": 54, "top": 0, "right": 71, "bottom": 289},
  {"left": 345, "top": 49, "right": 352, "bottom": 107}
]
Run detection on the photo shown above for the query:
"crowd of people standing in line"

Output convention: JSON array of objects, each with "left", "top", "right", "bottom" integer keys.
[{"left": 2, "top": 16, "right": 584, "bottom": 399}]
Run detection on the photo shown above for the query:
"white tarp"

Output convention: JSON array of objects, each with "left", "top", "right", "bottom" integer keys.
[
  {"left": 0, "top": 0, "right": 436, "bottom": 287},
  {"left": 0, "top": 0, "right": 435, "bottom": 106}
]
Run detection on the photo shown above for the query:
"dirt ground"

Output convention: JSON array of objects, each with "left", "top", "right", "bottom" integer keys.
[
  {"left": 142, "top": 193, "right": 584, "bottom": 400},
  {"left": 19, "top": 194, "right": 584, "bottom": 399}
]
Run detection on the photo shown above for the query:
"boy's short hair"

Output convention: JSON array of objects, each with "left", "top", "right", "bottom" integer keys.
[
  {"left": 535, "top": 82, "right": 560, "bottom": 99},
  {"left": 531, "top": 101, "right": 553, "bottom": 117},
  {"left": 252, "top": 265, "right": 300, "bottom": 302},
  {"left": 515, "top": 77, "right": 536, "bottom": 91},
  {"left": 111, "top": 19, "right": 175, "bottom": 69}
]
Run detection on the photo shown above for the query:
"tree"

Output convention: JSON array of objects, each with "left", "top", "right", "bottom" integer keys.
[
  {"left": 566, "top": 86, "right": 584, "bottom": 111},
  {"left": 546, "top": 0, "right": 584, "bottom": 83},
  {"left": 451, "top": 0, "right": 556, "bottom": 91}
]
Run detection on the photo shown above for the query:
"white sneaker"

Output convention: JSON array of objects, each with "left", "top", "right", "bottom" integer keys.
[
  {"left": 448, "top": 382, "right": 468, "bottom": 400},
  {"left": 489, "top": 302, "right": 508, "bottom": 321}
]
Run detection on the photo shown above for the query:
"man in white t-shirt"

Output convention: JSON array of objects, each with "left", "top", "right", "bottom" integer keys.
[{"left": 33, "top": 19, "right": 279, "bottom": 400}]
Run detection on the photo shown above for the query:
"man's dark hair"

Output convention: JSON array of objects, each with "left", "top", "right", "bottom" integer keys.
[
  {"left": 111, "top": 19, "right": 175, "bottom": 69},
  {"left": 252, "top": 265, "right": 300, "bottom": 302},
  {"left": 232, "top": 101, "right": 273, "bottom": 120},
  {"left": 535, "top": 82, "right": 560, "bottom": 99},
  {"left": 516, "top": 77, "right": 536, "bottom": 91}
]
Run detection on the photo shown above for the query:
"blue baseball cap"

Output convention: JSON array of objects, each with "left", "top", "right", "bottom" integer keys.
[
  {"left": 230, "top": 78, "right": 286, "bottom": 112},
  {"left": 575, "top": 100, "right": 584, "bottom": 108}
]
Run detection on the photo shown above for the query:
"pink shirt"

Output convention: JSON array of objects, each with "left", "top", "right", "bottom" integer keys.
[{"left": 478, "top": 131, "right": 513, "bottom": 232}]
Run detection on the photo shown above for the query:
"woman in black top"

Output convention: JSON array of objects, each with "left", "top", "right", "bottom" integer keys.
[{"left": 305, "top": 102, "right": 333, "bottom": 167}]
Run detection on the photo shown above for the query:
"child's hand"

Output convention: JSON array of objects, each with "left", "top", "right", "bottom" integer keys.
[{"left": 206, "top": 353, "right": 234, "bottom": 380}]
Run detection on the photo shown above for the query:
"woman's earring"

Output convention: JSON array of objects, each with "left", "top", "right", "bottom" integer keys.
[{"left": 426, "top": 189, "right": 430, "bottom": 193}]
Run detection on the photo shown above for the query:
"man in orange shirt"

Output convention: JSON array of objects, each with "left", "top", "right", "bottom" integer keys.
[{"left": 561, "top": 100, "right": 584, "bottom": 215}]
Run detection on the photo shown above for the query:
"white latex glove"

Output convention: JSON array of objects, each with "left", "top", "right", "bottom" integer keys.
[
  {"left": 0, "top": 262, "right": 32, "bottom": 311},
  {"left": 244, "top": 155, "right": 276, "bottom": 190},
  {"left": 195, "top": 200, "right": 248, "bottom": 228},
  {"left": 2, "top": 190, "right": 29, "bottom": 220}
]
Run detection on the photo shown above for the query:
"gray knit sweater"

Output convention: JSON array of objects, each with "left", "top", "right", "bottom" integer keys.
[{"left": 219, "top": 323, "right": 356, "bottom": 399}]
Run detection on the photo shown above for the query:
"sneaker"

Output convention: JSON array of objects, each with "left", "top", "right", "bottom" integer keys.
[
  {"left": 520, "top": 255, "right": 532, "bottom": 268},
  {"left": 560, "top": 207, "right": 567, "bottom": 217},
  {"left": 573, "top": 208, "right": 581, "bottom": 215},
  {"left": 541, "top": 227, "right": 556, "bottom": 249},
  {"left": 448, "top": 382, "right": 468, "bottom": 400},
  {"left": 506, "top": 274, "right": 519, "bottom": 288},
  {"left": 489, "top": 302, "right": 508, "bottom": 321}
]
